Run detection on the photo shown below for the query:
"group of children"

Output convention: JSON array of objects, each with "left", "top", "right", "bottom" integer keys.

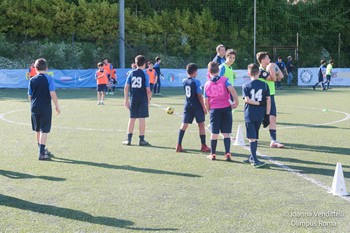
[
  {"left": 122, "top": 46, "right": 287, "bottom": 168},
  {"left": 95, "top": 59, "right": 118, "bottom": 105}
]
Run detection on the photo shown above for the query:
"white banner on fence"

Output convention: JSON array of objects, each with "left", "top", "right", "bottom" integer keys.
[{"left": 298, "top": 68, "right": 350, "bottom": 86}]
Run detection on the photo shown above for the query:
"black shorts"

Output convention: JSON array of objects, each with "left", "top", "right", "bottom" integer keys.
[
  {"left": 183, "top": 108, "right": 205, "bottom": 124},
  {"left": 130, "top": 102, "right": 149, "bottom": 118},
  {"left": 245, "top": 121, "right": 261, "bottom": 139},
  {"left": 31, "top": 112, "right": 52, "bottom": 133},
  {"left": 97, "top": 84, "right": 107, "bottom": 92},
  {"left": 270, "top": 95, "right": 277, "bottom": 117},
  {"left": 210, "top": 107, "right": 232, "bottom": 134}
]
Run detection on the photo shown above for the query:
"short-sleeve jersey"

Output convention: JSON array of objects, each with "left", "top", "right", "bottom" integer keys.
[
  {"left": 219, "top": 63, "right": 236, "bottom": 86},
  {"left": 28, "top": 73, "right": 55, "bottom": 114},
  {"left": 154, "top": 63, "right": 161, "bottom": 77},
  {"left": 319, "top": 65, "right": 326, "bottom": 79},
  {"left": 146, "top": 69, "right": 157, "bottom": 84},
  {"left": 204, "top": 76, "right": 231, "bottom": 109},
  {"left": 126, "top": 68, "right": 150, "bottom": 104},
  {"left": 95, "top": 70, "right": 108, "bottom": 85},
  {"left": 103, "top": 63, "right": 113, "bottom": 75},
  {"left": 242, "top": 79, "right": 270, "bottom": 122},
  {"left": 212, "top": 55, "right": 226, "bottom": 66},
  {"left": 258, "top": 67, "right": 275, "bottom": 96},
  {"left": 182, "top": 77, "right": 202, "bottom": 110},
  {"left": 286, "top": 60, "right": 293, "bottom": 72},
  {"left": 276, "top": 61, "right": 286, "bottom": 72},
  {"left": 326, "top": 64, "right": 333, "bottom": 75}
]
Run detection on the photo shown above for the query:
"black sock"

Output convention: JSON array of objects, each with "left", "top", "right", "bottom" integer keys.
[
  {"left": 200, "top": 134, "right": 206, "bottom": 145},
  {"left": 39, "top": 144, "right": 45, "bottom": 155},
  {"left": 250, "top": 141, "right": 258, "bottom": 162},
  {"left": 178, "top": 130, "right": 185, "bottom": 145},
  {"left": 210, "top": 139, "right": 217, "bottom": 155},
  {"left": 224, "top": 138, "right": 230, "bottom": 153},
  {"left": 139, "top": 135, "right": 144, "bottom": 141},
  {"left": 127, "top": 133, "right": 133, "bottom": 142},
  {"left": 269, "top": 129, "right": 276, "bottom": 141}
]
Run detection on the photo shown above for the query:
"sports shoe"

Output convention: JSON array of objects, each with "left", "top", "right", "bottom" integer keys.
[
  {"left": 111, "top": 92, "right": 114, "bottom": 95},
  {"left": 224, "top": 153, "right": 232, "bottom": 161},
  {"left": 97, "top": 102, "right": 100, "bottom": 105},
  {"left": 243, "top": 156, "right": 254, "bottom": 164},
  {"left": 44, "top": 148, "right": 54, "bottom": 158},
  {"left": 270, "top": 141, "right": 285, "bottom": 148},
  {"left": 38, "top": 153, "right": 50, "bottom": 161},
  {"left": 122, "top": 140, "right": 131, "bottom": 145},
  {"left": 207, "top": 154, "right": 216, "bottom": 160},
  {"left": 139, "top": 140, "right": 150, "bottom": 146},
  {"left": 176, "top": 144, "right": 184, "bottom": 152},
  {"left": 251, "top": 160, "right": 266, "bottom": 168},
  {"left": 200, "top": 144, "right": 211, "bottom": 152},
  {"left": 100, "top": 102, "right": 105, "bottom": 105},
  {"left": 312, "top": 86, "right": 316, "bottom": 90}
]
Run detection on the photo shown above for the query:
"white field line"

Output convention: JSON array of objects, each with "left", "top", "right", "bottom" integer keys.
[{"left": 151, "top": 102, "right": 350, "bottom": 203}]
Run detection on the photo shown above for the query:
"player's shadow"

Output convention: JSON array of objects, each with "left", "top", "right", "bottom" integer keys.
[
  {"left": 278, "top": 122, "right": 340, "bottom": 129},
  {"left": 0, "top": 170, "right": 65, "bottom": 181},
  {"left": 266, "top": 156, "right": 350, "bottom": 169},
  {"left": 51, "top": 157, "right": 201, "bottom": 178},
  {"left": 0, "top": 194, "right": 177, "bottom": 231},
  {"left": 283, "top": 142, "right": 350, "bottom": 156}
]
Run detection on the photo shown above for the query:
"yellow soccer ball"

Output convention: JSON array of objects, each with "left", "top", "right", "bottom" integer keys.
[{"left": 166, "top": 107, "right": 174, "bottom": 115}]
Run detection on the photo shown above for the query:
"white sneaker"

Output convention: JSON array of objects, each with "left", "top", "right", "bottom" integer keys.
[{"left": 270, "top": 141, "right": 285, "bottom": 148}]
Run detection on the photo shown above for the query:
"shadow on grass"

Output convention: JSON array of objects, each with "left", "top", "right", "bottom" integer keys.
[
  {"left": 0, "top": 170, "right": 66, "bottom": 181},
  {"left": 51, "top": 157, "right": 201, "bottom": 178},
  {"left": 278, "top": 122, "right": 342, "bottom": 129},
  {"left": 284, "top": 142, "right": 350, "bottom": 156},
  {"left": 0, "top": 194, "right": 177, "bottom": 231}
]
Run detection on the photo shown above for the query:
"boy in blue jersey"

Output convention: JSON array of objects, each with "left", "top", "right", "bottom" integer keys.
[
  {"left": 257, "top": 52, "right": 285, "bottom": 148},
  {"left": 242, "top": 63, "right": 271, "bottom": 168},
  {"left": 123, "top": 55, "right": 152, "bottom": 146},
  {"left": 313, "top": 59, "right": 327, "bottom": 90},
  {"left": 153, "top": 57, "right": 164, "bottom": 96},
  {"left": 176, "top": 63, "right": 210, "bottom": 153},
  {"left": 28, "top": 58, "right": 61, "bottom": 160},
  {"left": 212, "top": 44, "right": 226, "bottom": 65},
  {"left": 275, "top": 56, "right": 287, "bottom": 89}
]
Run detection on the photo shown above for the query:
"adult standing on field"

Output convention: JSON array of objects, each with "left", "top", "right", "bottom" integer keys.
[
  {"left": 153, "top": 57, "right": 163, "bottom": 96},
  {"left": 212, "top": 44, "right": 226, "bottom": 65},
  {"left": 286, "top": 56, "right": 294, "bottom": 86},
  {"left": 324, "top": 59, "right": 334, "bottom": 90},
  {"left": 28, "top": 58, "right": 61, "bottom": 160}
]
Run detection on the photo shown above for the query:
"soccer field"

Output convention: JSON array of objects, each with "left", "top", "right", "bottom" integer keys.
[{"left": 1, "top": 87, "right": 350, "bottom": 232}]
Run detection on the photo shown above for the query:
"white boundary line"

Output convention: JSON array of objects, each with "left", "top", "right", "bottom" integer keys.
[
  {"left": 151, "top": 102, "right": 350, "bottom": 202},
  {"left": 2, "top": 103, "right": 350, "bottom": 201}
]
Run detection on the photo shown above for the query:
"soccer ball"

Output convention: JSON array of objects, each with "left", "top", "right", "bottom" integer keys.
[{"left": 166, "top": 107, "right": 174, "bottom": 115}]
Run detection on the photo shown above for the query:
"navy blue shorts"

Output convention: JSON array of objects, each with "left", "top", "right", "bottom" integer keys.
[
  {"left": 318, "top": 75, "right": 323, "bottom": 82},
  {"left": 31, "top": 112, "right": 52, "bottom": 133},
  {"left": 210, "top": 107, "right": 232, "bottom": 134},
  {"left": 97, "top": 84, "right": 107, "bottom": 92},
  {"left": 245, "top": 121, "right": 261, "bottom": 139},
  {"left": 130, "top": 102, "right": 149, "bottom": 118},
  {"left": 183, "top": 108, "right": 205, "bottom": 124},
  {"left": 270, "top": 95, "right": 277, "bottom": 117}
]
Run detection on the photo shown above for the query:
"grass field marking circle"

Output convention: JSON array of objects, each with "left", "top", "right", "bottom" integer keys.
[{"left": 277, "top": 105, "right": 350, "bottom": 130}]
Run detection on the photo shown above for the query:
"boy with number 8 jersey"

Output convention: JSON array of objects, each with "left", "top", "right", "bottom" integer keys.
[
  {"left": 204, "top": 62, "right": 239, "bottom": 161},
  {"left": 176, "top": 63, "right": 210, "bottom": 153},
  {"left": 123, "top": 55, "right": 152, "bottom": 146}
]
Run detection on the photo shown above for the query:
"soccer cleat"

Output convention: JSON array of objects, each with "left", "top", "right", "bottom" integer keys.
[
  {"left": 111, "top": 92, "right": 114, "bottom": 95},
  {"left": 100, "top": 102, "right": 105, "bottom": 105},
  {"left": 122, "top": 140, "right": 131, "bottom": 146},
  {"left": 38, "top": 153, "right": 50, "bottom": 161},
  {"left": 139, "top": 140, "right": 150, "bottom": 146},
  {"left": 312, "top": 86, "right": 316, "bottom": 90},
  {"left": 97, "top": 102, "right": 100, "bottom": 105},
  {"left": 251, "top": 160, "right": 266, "bottom": 168},
  {"left": 207, "top": 154, "right": 216, "bottom": 160},
  {"left": 224, "top": 153, "right": 232, "bottom": 161},
  {"left": 44, "top": 148, "right": 54, "bottom": 158},
  {"left": 243, "top": 156, "right": 254, "bottom": 164},
  {"left": 176, "top": 144, "right": 184, "bottom": 152},
  {"left": 270, "top": 141, "right": 285, "bottom": 148},
  {"left": 200, "top": 144, "right": 211, "bottom": 152}
]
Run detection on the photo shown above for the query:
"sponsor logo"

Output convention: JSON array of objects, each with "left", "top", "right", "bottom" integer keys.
[
  {"left": 299, "top": 70, "right": 313, "bottom": 84},
  {"left": 60, "top": 76, "right": 73, "bottom": 81}
]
